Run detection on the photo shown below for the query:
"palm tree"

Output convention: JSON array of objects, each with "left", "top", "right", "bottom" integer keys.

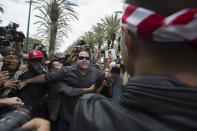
[
  {"left": 92, "top": 23, "right": 104, "bottom": 50},
  {"left": 32, "top": 0, "right": 78, "bottom": 54},
  {"left": 101, "top": 13, "right": 120, "bottom": 49},
  {"left": 80, "top": 31, "right": 96, "bottom": 57},
  {"left": 0, "top": 4, "right": 4, "bottom": 23},
  {"left": 0, "top": 5, "right": 3, "bottom": 13},
  {"left": 64, "top": 40, "right": 77, "bottom": 53},
  {"left": 80, "top": 31, "right": 95, "bottom": 49}
]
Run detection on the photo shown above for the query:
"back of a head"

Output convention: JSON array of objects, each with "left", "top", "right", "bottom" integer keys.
[
  {"left": 125, "top": 0, "right": 197, "bottom": 15},
  {"left": 48, "top": 59, "right": 60, "bottom": 71},
  {"left": 124, "top": 0, "right": 197, "bottom": 73}
]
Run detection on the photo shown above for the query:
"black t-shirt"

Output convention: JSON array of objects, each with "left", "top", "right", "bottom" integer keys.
[{"left": 17, "top": 65, "right": 47, "bottom": 114}]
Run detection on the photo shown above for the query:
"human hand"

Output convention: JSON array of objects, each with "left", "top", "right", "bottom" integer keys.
[
  {"left": 0, "top": 97, "right": 24, "bottom": 108},
  {"left": 4, "top": 78, "right": 20, "bottom": 89},
  {"left": 0, "top": 71, "right": 9, "bottom": 86},
  {"left": 102, "top": 80, "right": 107, "bottom": 86},
  {"left": 84, "top": 84, "right": 95, "bottom": 92},
  {"left": 103, "top": 80, "right": 112, "bottom": 87},
  {"left": 22, "top": 118, "right": 50, "bottom": 131},
  {"left": 71, "top": 46, "right": 77, "bottom": 53},
  {"left": 89, "top": 84, "right": 95, "bottom": 91},
  {"left": 18, "top": 81, "right": 27, "bottom": 90},
  {"left": 19, "top": 65, "right": 27, "bottom": 72}
]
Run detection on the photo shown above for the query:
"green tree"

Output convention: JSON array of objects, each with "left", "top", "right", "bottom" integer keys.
[
  {"left": 0, "top": 4, "right": 3, "bottom": 14},
  {"left": 101, "top": 13, "right": 120, "bottom": 49},
  {"left": 32, "top": 0, "right": 78, "bottom": 54},
  {"left": 64, "top": 40, "right": 77, "bottom": 53},
  {"left": 80, "top": 31, "right": 96, "bottom": 50},
  {"left": 80, "top": 31, "right": 97, "bottom": 57},
  {"left": 22, "top": 37, "right": 42, "bottom": 51},
  {"left": 0, "top": 4, "right": 4, "bottom": 23},
  {"left": 92, "top": 23, "right": 104, "bottom": 50}
]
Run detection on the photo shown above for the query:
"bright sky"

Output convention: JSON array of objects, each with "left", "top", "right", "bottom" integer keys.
[{"left": 0, "top": 0, "right": 122, "bottom": 52}]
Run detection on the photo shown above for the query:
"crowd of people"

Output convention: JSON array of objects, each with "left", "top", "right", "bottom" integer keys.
[
  {"left": 0, "top": 0, "right": 197, "bottom": 130},
  {"left": 0, "top": 16, "right": 128, "bottom": 131}
]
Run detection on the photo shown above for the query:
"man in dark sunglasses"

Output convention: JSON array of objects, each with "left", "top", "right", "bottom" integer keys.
[
  {"left": 18, "top": 51, "right": 105, "bottom": 131},
  {"left": 78, "top": 56, "right": 90, "bottom": 60},
  {"left": 77, "top": 52, "right": 91, "bottom": 75}
]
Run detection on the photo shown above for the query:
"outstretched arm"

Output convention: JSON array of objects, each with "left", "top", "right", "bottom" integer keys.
[
  {"left": 57, "top": 82, "right": 95, "bottom": 96},
  {"left": 19, "top": 74, "right": 46, "bottom": 90},
  {"left": 0, "top": 97, "right": 24, "bottom": 108},
  {"left": 19, "top": 67, "right": 66, "bottom": 90}
]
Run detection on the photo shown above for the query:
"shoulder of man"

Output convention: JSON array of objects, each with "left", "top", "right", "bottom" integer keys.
[
  {"left": 17, "top": 68, "right": 33, "bottom": 80},
  {"left": 77, "top": 93, "right": 125, "bottom": 114},
  {"left": 72, "top": 93, "right": 124, "bottom": 131},
  {"left": 79, "top": 93, "right": 106, "bottom": 101},
  {"left": 62, "top": 64, "right": 77, "bottom": 72}
]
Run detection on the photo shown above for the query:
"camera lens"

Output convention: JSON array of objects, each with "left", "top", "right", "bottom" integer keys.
[{"left": 0, "top": 108, "right": 32, "bottom": 131}]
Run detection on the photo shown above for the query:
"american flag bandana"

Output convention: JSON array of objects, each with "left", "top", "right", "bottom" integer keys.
[{"left": 122, "top": 4, "right": 197, "bottom": 46}]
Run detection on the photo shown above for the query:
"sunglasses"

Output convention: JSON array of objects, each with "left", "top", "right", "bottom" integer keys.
[{"left": 78, "top": 56, "right": 90, "bottom": 60}]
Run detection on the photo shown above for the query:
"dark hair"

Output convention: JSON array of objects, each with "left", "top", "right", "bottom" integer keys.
[
  {"left": 124, "top": 0, "right": 197, "bottom": 15},
  {"left": 80, "top": 40, "right": 86, "bottom": 45},
  {"left": 77, "top": 40, "right": 86, "bottom": 45},
  {"left": 78, "top": 51, "right": 90, "bottom": 57},
  {"left": 125, "top": 0, "right": 197, "bottom": 73},
  {"left": 48, "top": 59, "right": 60, "bottom": 70}
]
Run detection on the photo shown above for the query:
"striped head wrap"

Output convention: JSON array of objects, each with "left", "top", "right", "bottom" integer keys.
[{"left": 122, "top": 4, "right": 197, "bottom": 46}]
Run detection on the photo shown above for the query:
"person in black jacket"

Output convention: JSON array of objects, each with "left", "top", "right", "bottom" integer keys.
[
  {"left": 17, "top": 50, "right": 48, "bottom": 118},
  {"left": 71, "top": 0, "right": 197, "bottom": 131},
  {"left": 47, "top": 59, "right": 63, "bottom": 72},
  {"left": 19, "top": 51, "right": 106, "bottom": 131},
  {"left": 46, "top": 58, "right": 96, "bottom": 131}
]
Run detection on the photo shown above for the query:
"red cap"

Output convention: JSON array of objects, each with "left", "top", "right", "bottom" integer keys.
[{"left": 28, "top": 50, "right": 44, "bottom": 59}]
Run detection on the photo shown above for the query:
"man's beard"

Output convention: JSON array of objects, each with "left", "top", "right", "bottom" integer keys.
[{"left": 78, "top": 63, "right": 89, "bottom": 70}]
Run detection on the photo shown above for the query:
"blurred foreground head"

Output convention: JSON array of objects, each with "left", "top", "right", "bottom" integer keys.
[{"left": 121, "top": 0, "right": 197, "bottom": 76}]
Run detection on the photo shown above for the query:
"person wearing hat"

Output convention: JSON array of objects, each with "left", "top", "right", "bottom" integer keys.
[
  {"left": 17, "top": 50, "right": 48, "bottom": 118},
  {"left": 70, "top": 0, "right": 197, "bottom": 131}
]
